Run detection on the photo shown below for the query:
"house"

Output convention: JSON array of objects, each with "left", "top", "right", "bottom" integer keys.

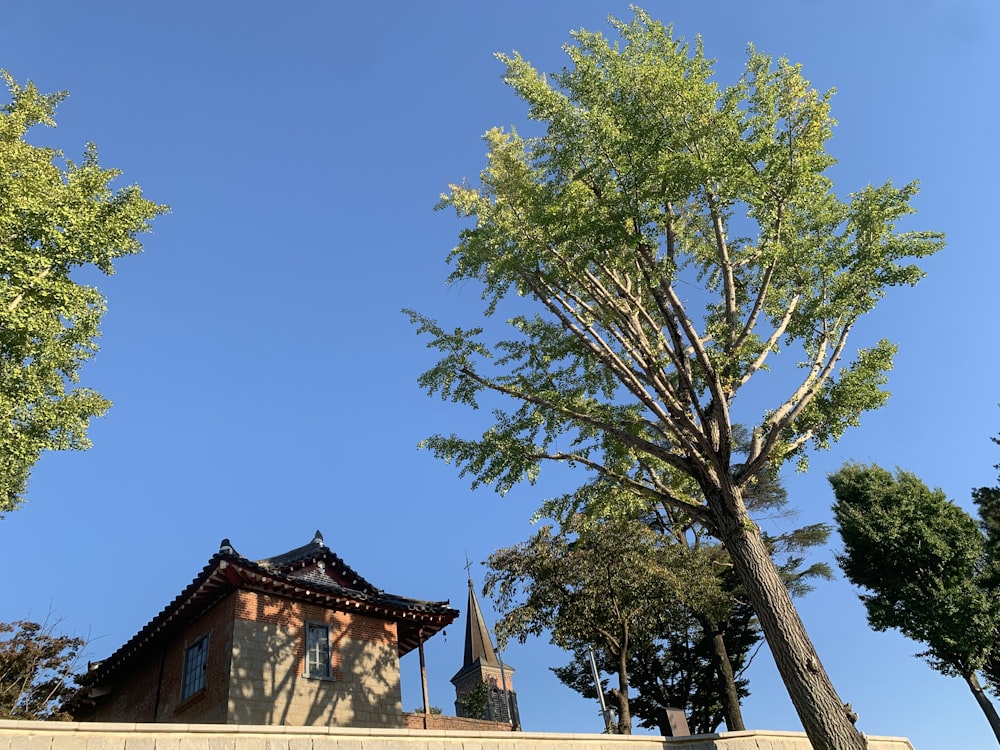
[{"left": 80, "top": 531, "right": 458, "bottom": 728}]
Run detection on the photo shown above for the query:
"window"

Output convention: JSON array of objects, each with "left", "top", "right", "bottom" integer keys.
[
  {"left": 305, "top": 622, "right": 331, "bottom": 678},
  {"left": 181, "top": 634, "right": 209, "bottom": 700}
]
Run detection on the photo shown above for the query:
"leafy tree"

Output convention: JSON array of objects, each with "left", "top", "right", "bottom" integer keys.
[
  {"left": 973, "top": 433, "right": 1000, "bottom": 572},
  {"left": 0, "top": 71, "right": 167, "bottom": 513},
  {"left": 830, "top": 463, "right": 1000, "bottom": 743},
  {"left": 974, "top": 431, "right": 1000, "bottom": 690},
  {"left": 0, "top": 620, "right": 86, "bottom": 720},
  {"left": 409, "top": 9, "right": 941, "bottom": 747},
  {"left": 488, "top": 479, "right": 830, "bottom": 734},
  {"left": 457, "top": 681, "right": 491, "bottom": 719},
  {"left": 487, "top": 510, "right": 733, "bottom": 733}
]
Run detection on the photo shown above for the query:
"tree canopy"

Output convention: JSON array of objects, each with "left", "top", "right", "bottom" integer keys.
[
  {"left": 0, "top": 620, "right": 85, "bottom": 720},
  {"left": 410, "top": 9, "right": 942, "bottom": 748},
  {"left": 486, "top": 441, "right": 831, "bottom": 735},
  {"left": 830, "top": 463, "right": 1000, "bottom": 743},
  {"left": 488, "top": 509, "right": 733, "bottom": 733},
  {"left": 0, "top": 71, "right": 167, "bottom": 513}
]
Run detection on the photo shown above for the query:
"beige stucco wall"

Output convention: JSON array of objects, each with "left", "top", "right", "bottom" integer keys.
[
  {"left": 0, "top": 721, "right": 916, "bottom": 750},
  {"left": 228, "top": 617, "right": 402, "bottom": 728}
]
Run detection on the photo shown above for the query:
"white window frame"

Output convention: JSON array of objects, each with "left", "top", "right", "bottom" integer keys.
[
  {"left": 181, "top": 634, "right": 209, "bottom": 700},
  {"left": 305, "top": 622, "right": 332, "bottom": 679}
]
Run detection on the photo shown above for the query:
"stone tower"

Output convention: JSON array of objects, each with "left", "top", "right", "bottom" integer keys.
[{"left": 450, "top": 578, "right": 520, "bottom": 728}]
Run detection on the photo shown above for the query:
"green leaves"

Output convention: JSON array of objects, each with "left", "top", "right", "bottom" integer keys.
[
  {"left": 0, "top": 72, "right": 168, "bottom": 513},
  {"left": 415, "top": 13, "right": 939, "bottom": 743},
  {"left": 830, "top": 464, "right": 998, "bottom": 678},
  {"left": 0, "top": 619, "right": 85, "bottom": 720},
  {"left": 416, "top": 9, "right": 943, "bottom": 507}
]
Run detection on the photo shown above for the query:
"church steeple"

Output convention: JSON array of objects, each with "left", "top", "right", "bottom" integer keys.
[
  {"left": 451, "top": 572, "right": 520, "bottom": 729},
  {"left": 462, "top": 578, "right": 500, "bottom": 668}
]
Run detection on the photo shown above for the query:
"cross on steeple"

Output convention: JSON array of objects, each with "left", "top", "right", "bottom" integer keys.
[{"left": 451, "top": 561, "right": 520, "bottom": 729}]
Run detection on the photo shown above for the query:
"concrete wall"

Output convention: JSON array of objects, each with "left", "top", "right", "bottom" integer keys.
[{"left": 0, "top": 721, "right": 916, "bottom": 750}]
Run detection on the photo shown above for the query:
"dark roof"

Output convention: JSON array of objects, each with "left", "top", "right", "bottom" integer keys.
[{"left": 89, "top": 531, "right": 458, "bottom": 688}]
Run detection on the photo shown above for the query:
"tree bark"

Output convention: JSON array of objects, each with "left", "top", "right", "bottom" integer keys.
[
  {"left": 712, "top": 502, "right": 867, "bottom": 750},
  {"left": 700, "top": 614, "right": 746, "bottom": 731},
  {"left": 613, "top": 642, "right": 632, "bottom": 733},
  {"left": 963, "top": 671, "right": 1000, "bottom": 744}
]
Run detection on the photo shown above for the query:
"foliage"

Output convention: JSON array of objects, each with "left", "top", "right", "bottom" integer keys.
[
  {"left": 830, "top": 462, "right": 1000, "bottom": 742},
  {"left": 457, "top": 681, "right": 491, "bottom": 719},
  {"left": 0, "top": 72, "right": 167, "bottom": 513},
  {"left": 487, "top": 462, "right": 831, "bottom": 734},
  {"left": 413, "top": 705, "right": 443, "bottom": 715},
  {"left": 411, "top": 8, "right": 941, "bottom": 747},
  {"left": 0, "top": 620, "right": 85, "bottom": 720},
  {"left": 973, "top": 433, "right": 1000, "bottom": 576},
  {"left": 488, "top": 510, "right": 726, "bottom": 733},
  {"left": 831, "top": 464, "right": 996, "bottom": 676}
]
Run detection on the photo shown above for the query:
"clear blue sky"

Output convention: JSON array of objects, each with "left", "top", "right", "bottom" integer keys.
[{"left": 2, "top": 1, "right": 998, "bottom": 747}]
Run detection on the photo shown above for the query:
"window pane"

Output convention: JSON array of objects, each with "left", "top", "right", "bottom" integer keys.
[
  {"left": 306, "top": 623, "right": 330, "bottom": 678},
  {"left": 181, "top": 636, "right": 208, "bottom": 699}
]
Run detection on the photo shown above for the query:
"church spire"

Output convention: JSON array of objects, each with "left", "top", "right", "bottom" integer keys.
[
  {"left": 451, "top": 567, "right": 520, "bottom": 729},
  {"left": 462, "top": 578, "right": 500, "bottom": 668}
]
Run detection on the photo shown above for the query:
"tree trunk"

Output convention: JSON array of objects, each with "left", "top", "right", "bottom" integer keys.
[
  {"left": 713, "top": 504, "right": 867, "bottom": 750},
  {"left": 963, "top": 671, "right": 1000, "bottom": 744},
  {"left": 614, "top": 642, "right": 632, "bottom": 734},
  {"left": 701, "top": 614, "right": 745, "bottom": 731}
]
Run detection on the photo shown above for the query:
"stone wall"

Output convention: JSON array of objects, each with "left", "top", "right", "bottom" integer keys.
[{"left": 0, "top": 720, "right": 916, "bottom": 750}]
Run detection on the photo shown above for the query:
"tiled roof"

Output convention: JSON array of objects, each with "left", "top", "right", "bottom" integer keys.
[{"left": 88, "top": 532, "right": 458, "bottom": 688}]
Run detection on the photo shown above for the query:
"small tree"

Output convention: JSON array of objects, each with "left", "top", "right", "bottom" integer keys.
[
  {"left": 0, "top": 620, "right": 86, "bottom": 720},
  {"left": 0, "top": 72, "right": 167, "bottom": 513},
  {"left": 457, "top": 681, "right": 491, "bottom": 719},
  {"left": 410, "top": 9, "right": 942, "bottom": 748},
  {"left": 488, "top": 510, "right": 732, "bottom": 733},
  {"left": 488, "top": 489, "right": 830, "bottom": 734},
  {"left": 830, "top": 463, "right": 1000, "bottom": 743}
]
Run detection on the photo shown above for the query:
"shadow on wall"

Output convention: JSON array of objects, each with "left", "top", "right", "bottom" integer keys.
[{"left": 228, "top": 596, "right": 401, "bottom": 728}]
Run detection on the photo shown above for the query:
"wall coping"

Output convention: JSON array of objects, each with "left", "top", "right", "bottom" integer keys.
[{"left": 0, "top": 719, "right": 914, "bottom": 749}]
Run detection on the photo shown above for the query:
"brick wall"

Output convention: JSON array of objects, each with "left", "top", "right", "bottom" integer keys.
[
  {"left": 402, "top": 712, "right": 514, "bottom": 732},
  {"left": 90, "top": 588, "right": 405, "bottom": 729},
  {"left": 227, "top": 590, "right": 403, "bottom": 728},
  {"left": 92, "top": 593, "right": 236, "bottom": 724}
]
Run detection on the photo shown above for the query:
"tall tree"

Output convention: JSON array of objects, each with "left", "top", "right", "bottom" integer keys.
[
  {"left": 0, "top": 620, "right": 85, "bottom": 720},
  {"left": 830, "top": 463, "right": 1000, "bottom": 743},
  {"left": 409, "top": 9, "right": 942, "bottom": 748},
  {"left": 0, "top": 72, "right": 167, "bottom": 513}
]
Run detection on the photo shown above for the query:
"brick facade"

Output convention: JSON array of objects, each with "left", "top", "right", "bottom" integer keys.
[
  {"left": 83, "top": 534, "right": 456, "bottom": 730},
  {"left": 227, "top": 591, "right": 402, "bottom": 727},
  {"left": 402, "top": 712, "right": 514, "bottom": 731},
  {"left": 92, "top": 593, "right": 238, "bottom": 723},
  {"left": 92, "top": 590, "right": 403, "bottom": 728}
]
